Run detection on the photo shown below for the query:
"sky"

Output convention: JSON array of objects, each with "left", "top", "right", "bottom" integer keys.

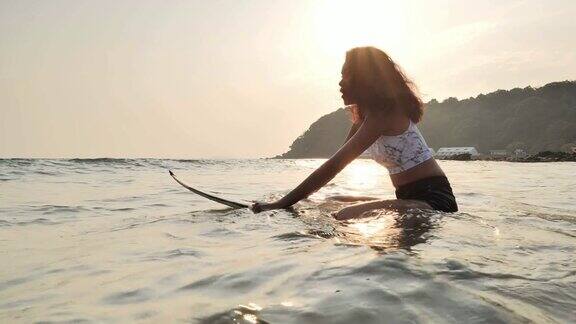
[{"left": 1, "top": 0, "right": 575, "bottom": 158}]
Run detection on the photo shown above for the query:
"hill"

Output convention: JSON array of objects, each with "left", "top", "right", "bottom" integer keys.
[{"left": 275, "top": 81, "right": 576, "bottom": 158}]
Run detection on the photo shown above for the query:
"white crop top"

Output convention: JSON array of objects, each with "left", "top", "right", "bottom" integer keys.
[{"left": 365, "top": 120, "right": 433, "bottom": 174}]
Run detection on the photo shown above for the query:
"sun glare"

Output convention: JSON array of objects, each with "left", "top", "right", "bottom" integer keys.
[
  {"left": 309, "top": 0, "right": 407, "bottom": 58},
  {"left": 344, "top": 160, "right": 384, "bottom": 190}
]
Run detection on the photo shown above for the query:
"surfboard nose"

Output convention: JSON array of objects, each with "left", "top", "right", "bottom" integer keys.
[{"left": 169, "top": 170, "right": 175, "bottom": 176}]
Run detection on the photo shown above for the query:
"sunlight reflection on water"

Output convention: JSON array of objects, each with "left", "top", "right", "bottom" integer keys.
[
  {"left": 342, "top": 159, "right": 384, "bottom": 190},
  {"left": 347, "top": 214, "right": 395, "bottom": 237}
]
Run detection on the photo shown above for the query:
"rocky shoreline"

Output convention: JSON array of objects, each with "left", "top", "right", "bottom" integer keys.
[{"left": 437, "top": 151, "right": 576, "bottom": 162}]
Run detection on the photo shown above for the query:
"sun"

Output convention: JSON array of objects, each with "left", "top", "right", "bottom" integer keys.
[{"left": 309, "top": 0, "right": 407, "bottom": 58}]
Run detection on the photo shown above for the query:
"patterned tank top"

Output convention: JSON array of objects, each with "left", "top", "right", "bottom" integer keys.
[{"left": 365, "top": 120, "right": 433, "bottom": 174}]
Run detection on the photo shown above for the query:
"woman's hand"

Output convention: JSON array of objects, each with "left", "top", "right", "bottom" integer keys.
[{"left": 250, "top": 200, "right": 283, "bottom": 213}]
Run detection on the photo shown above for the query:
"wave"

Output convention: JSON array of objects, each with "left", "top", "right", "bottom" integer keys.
[
  {"left": 67, "top": 158, "right": 136, "bottom": 164},
  {"left": 0, "top": 218, "right": 60, "bottom": 227},
  {"left": 0, "top": 158, "right": 249, "bottom": 172}
]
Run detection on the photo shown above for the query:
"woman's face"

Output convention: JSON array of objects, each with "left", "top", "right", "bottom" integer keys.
[{"left": 339, "top": 61, "right": 353, "bottom": 105}]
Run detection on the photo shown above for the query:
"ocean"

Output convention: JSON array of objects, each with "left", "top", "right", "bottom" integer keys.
[{"left": 1, "top": 158, "right": 575, "bottom": 323}]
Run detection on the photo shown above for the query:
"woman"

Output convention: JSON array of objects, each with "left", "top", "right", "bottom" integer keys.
[{"left": 251, "top": 46, "right": 457, "bottom": 220}]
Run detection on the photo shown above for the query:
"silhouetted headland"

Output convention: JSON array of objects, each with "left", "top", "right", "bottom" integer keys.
[{"left": 274, "top": 81, "right": 576, "bottom": 160}]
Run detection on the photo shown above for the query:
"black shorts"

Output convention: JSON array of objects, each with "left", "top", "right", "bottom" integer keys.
[{"left": 395, "top": 176, "right": 458, "bottom": 213}]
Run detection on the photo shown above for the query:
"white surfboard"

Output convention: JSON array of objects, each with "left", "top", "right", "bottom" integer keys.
[{"left": 169, "top": 170, "right": 249, "bottom": 209}]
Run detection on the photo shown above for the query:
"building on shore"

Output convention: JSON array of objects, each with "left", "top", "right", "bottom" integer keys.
[
  {"left": 513, "top": 149, "right": 527, "bottom": 158},
  {"left": 489, "top": 150, "right": 508, "bottom": 157},
  {"left": 435, "top": 147, "right": 479, "bottom": 159}
]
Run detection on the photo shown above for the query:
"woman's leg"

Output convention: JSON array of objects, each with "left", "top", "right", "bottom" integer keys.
[
  {"left": 333, "top": 199, "right": 433, "bottom": 221},
  {"left": 326, "top": 195, "right": 380, "bottom": 202}
]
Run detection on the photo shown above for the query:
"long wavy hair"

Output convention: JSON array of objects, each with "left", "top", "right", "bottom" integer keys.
[{"left": 343, "top": 47, "right": 424, "bottom": 123}]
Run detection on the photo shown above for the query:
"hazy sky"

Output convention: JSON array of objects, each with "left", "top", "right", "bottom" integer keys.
[{"left": 1, "top": 0, "right": 575, "bottom": 158}]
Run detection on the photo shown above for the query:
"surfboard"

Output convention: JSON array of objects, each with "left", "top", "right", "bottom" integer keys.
[{"left": 169, "top": 170, "right": 249, "bottom": 209}]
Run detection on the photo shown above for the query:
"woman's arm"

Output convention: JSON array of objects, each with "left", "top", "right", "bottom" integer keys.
[
  {"left": 271, "top": 117, "right": 382, "bottom": 209},
  {"left": 344, "top": 122, "right": 361, "bottom": 144}
]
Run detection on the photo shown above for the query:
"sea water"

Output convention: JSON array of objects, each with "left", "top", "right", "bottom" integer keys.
[{"left": 1, "top": 158, "right": 575, "bottom": 323}]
